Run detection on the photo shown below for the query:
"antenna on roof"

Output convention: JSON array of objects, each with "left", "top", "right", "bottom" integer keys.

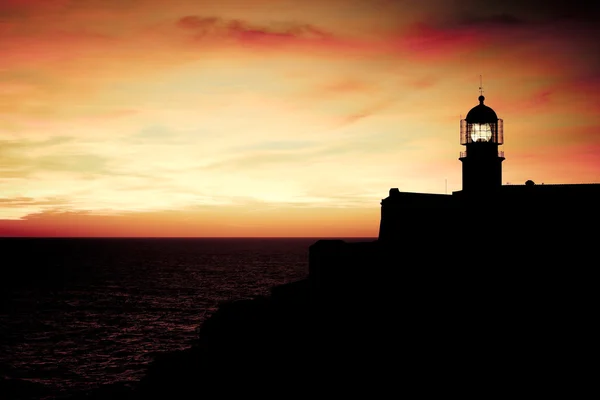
[{"left": 479, "top": 75, "right": 483, "bottom": 96}]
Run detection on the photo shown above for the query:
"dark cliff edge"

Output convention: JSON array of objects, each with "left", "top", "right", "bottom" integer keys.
[{"left": 133, "top": 228, "right": 594, "bottom": 398}]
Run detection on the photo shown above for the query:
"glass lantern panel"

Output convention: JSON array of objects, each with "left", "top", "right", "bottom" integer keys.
[{"left": 470, "top": 123, "right": 492, "bottom": 142}]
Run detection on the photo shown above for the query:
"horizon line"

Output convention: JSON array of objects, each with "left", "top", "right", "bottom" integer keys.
[{"left": 0, "top": 236, "right": 379, "bottom": 239}]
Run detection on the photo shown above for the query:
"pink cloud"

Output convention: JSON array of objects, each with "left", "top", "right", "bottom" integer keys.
[
  {"left": 385, "top": 13, "right": 598, "bottom": 65},
  {"left": 175, "top": 15, "right": 356, "bottom": 54},
  {"left": 399, "top": 22, "right": 483, "bottom": 59},
  {"left": 176, "top": 15, "right": 333, "bottom": 48}
]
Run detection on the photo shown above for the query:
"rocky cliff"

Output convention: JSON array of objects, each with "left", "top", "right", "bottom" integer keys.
[{"left": 134, "top": 237, "right": 594, "bottom": 398}]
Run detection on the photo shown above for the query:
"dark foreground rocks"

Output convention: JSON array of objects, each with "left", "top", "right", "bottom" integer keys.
[{"left": 136, "top": 240, "right": 595, "bottom": 398}]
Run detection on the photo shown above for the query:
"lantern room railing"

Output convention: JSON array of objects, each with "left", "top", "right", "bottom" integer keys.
[{"left": 460, "top": 150, "right": 504, "bottom": 158}]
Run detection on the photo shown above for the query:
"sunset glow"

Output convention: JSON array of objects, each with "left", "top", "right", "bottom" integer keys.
[{"left": 1, "top": 0, "right": 599, "bottom": 237}]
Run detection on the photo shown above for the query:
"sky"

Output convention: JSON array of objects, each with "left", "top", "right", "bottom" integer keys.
[{"left": 1, "top": 0, "right": 599, "bottom": 237}]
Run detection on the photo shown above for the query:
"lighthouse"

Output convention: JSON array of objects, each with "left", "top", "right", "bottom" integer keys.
[
  {"left": 375, "top": 86, "right": 600, "bottom": 243},
  {"left": 459, "top": 95, "right": 504, "bottom": 192}
]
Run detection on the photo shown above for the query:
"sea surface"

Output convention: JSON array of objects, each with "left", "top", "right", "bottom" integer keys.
[{"left": 0, "top": 238, "right": 372, "bottom": 399}]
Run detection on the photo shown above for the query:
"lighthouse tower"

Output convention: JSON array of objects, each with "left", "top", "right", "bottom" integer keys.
[{"left": 459, "top": 94, "right": 504, "bottom": 192}]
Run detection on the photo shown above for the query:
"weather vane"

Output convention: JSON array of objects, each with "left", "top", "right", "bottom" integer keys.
[{"left": 479, "top": 75, "right": 483, "bottom": 96}]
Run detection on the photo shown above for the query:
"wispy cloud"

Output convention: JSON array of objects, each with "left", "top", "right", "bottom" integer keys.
[
  {"left": 335, "top": 99, "right": 396, "bottom": 127},
  {"left": 231, "top": 140, "right": 318, "bottom": 152},
  {"left": 176, "top": 15, "right": 332, "bottom": 43},
  {"left": 0, "top": 196, "right": 69, "bottom": 207}
]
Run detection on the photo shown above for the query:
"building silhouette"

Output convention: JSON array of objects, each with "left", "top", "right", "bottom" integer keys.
[
  {"left": 306, "top": 90, "right": 600, "bottom": 280},
  {"left": 378, "top": 92, "right": 600, "bottom": 243}
]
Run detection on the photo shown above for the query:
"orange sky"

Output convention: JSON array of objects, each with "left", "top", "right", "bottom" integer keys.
[{"left": 1, "top": 0, "right": 599, "bottom": 237}]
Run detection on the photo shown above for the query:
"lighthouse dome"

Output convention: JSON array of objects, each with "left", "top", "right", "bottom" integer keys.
[{"left": 466, "top": 96, "right": 498, "bottom": 124}]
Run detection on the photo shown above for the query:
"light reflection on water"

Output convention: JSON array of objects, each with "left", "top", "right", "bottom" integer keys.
[{"left": 1, "top": 238, "right": 347, "bottom": 398}]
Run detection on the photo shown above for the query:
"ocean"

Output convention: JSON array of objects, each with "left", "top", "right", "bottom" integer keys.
[{"left": 0, "top": 238, "right": 372, "bottom": 399}]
